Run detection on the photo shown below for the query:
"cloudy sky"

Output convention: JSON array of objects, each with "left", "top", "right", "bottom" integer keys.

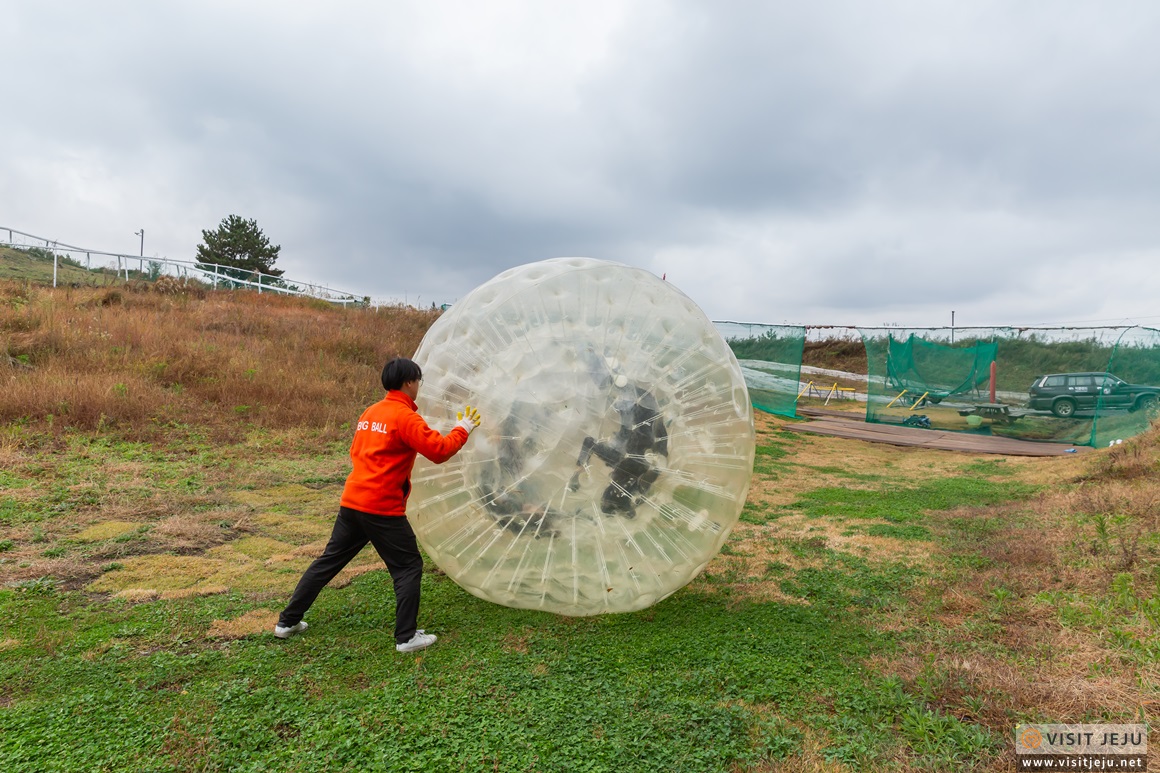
[{"left": 3, "top": 1, "right": 1158, "bottom": 327}]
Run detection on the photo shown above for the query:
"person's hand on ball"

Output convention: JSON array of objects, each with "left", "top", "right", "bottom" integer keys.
[{"left": 456, "top": 406, "right": 482, "bottom": 434}]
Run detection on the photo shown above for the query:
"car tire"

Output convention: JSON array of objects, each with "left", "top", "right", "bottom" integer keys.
[
  {"left": 1135, "top": 394, "right": 1159, "bottom": 414},
  {"left": 1052, "top": 398, "right": 1077, "bottom": 418}
]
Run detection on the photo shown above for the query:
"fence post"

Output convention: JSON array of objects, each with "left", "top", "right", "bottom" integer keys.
[
  {"left": 53, "top": 252, "right": 58, "bottom": 287},
  {"left": 257, "top": 272, "right": 262, "bottom": 294}
]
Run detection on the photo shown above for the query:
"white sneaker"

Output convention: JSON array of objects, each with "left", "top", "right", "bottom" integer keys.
[
  {"left": 396, "top": 629, "right": 437, "bottom": 652},
  {"left": 274, "top": 621, "right": 308, "bottom": 639}
]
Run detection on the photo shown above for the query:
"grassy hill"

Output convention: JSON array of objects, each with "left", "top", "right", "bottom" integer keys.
[
  {"left": 0, "top": 279, "right": 437, "bottom": 439},
  {"left": 0, "top": 245, "right": 133, "bottom": 286},
  {"left": 0, "top": 280, "right": 1156, "bottom": 771}
]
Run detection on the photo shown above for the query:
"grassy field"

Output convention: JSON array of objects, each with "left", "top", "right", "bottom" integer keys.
[
  {"left": 1, "top": 282, "right": 1157, "bottom": 771},
  {"left": 0, "top": 246, "right": 133, "bottom": 286}
]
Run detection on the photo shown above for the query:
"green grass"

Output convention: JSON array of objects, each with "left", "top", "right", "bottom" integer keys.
[
  {"left": 0, "top": 566, "right": 935, "bottom": 772},
  {"left": 0, "top": 422, "right": 1062, "bottom": 771},
  {"left": 783, "top": 477, "right": 1039, "bottom": 524},
  {"left": 0, "top": 246, "right": 130, "bottom": 285},
  {"left": 751, "top": 437, "right": 794, "bottom": 478},
  {"left": 800, "top": 465, "right": 884, "bottom": 483}
]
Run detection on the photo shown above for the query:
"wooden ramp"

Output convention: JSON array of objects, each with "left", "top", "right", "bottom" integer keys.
[{"left": 787, "top": 408, "right": 1090, "bottom": 457}]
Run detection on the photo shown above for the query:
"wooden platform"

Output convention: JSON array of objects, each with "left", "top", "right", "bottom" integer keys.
[{"left": 787, "top": 408, "right": 1090, "bottom": 457}]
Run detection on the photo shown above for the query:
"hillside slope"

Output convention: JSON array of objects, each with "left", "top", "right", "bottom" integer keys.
[
  {"left": 0, "top": 279, "right": 438, "bottom": 440},
  {"left": 0, "top": 245, "right": 128, "bottom": 285}
]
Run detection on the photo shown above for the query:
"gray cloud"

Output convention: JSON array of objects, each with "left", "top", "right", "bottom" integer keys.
[{"left": 2, "top": 0, "right": 1158, "bottom": 326}]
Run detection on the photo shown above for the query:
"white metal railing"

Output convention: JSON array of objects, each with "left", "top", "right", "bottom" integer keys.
[{"left": 0, "top": 226, "right": 367, "bottom": 305}]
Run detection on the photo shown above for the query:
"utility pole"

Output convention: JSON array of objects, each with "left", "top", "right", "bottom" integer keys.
[
  {"left": 135, "top": 229, "right": 144, "bottom": 275},
  {"left": 951, "top": 310, "right": 955, "bottom": 343}
]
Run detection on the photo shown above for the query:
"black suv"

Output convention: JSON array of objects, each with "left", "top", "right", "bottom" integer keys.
[{"left": 1028, "top": 372, "right": 1160, "bottom": 418}]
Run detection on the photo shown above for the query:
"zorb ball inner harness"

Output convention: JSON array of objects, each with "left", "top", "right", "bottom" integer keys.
[{"left": 411, "top": 258, "right": 755, "bottom": 616}]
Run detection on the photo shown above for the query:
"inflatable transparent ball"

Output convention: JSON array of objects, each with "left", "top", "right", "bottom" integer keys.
[{"left": 411, "top": 258, "right": 755, "bottom": 615}]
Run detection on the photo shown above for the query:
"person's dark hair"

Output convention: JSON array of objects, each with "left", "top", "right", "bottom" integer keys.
[{"left": 381, "top": 357, "right": 422, "bottom": 391}]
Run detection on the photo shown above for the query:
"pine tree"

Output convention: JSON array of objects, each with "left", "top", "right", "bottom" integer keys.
[{"left": 195, "top": 215, "right": 284, "bottom": 280}]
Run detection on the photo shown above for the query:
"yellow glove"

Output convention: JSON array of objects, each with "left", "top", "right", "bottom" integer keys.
[{"left": 456, "top": 405, "right": 482, "bottom": 434}]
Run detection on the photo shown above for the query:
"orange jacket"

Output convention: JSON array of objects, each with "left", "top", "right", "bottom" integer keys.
[{"left": 340, "top": 391, "right": 469, "bottom": 517}]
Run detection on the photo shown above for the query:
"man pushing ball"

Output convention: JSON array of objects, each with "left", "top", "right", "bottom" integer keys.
[{"left": 275, "top": 357, "right": 481, "bottom": 652}]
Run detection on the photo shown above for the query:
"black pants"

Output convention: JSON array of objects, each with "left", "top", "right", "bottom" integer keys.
[
  {"left": 578, "top": 437, "right": 659, "bottom": 516},
  {"left": 279, "top": 506, "right": 424, "bottom": 644}
]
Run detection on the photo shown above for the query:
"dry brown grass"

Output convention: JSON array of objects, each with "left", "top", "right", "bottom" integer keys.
[
  {"left": 878, "top": 428, "right": 1160, "bottom": 746},
  {"left": 66, "top": 480, "right": 389, "bottom": 599},
  {"left": 0, "top": 280, "right": 439, "bottom": 440},
  {"left": 1085, "top": 420, "right": 1160, "bottom": 481},
  {"left": 73, "top": 520, "right": 139, "bottom": 542},
  {"left": 207, "top": 609, "right": 279, "bottom": 640},
  {"left": 744, "top": 408, "right": 1158, "bottom": 764},
  {"left": 802, "top": 338, "right": 868, "bottom": 375},
  {"left": 153, "top": 513, "right": 240, "bottom": 551},
  {"left": 500, "top": 631, "right": 532, "bottom": 655}
]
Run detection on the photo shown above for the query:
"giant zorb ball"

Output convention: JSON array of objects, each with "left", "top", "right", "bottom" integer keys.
[{"left": 411, "top": 257, "right": 755, "bottom": 615}]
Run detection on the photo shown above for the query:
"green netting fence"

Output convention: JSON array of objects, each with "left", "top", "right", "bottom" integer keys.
[
  {"left": 1093, "top": 327, "right": 1160, "bottom": 447},
  {"left": 717, "top": 322, "right": 807, "bottom": 418},
  {"left": 860, "top": 326, "right": 1160, "bottom": 447}
]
